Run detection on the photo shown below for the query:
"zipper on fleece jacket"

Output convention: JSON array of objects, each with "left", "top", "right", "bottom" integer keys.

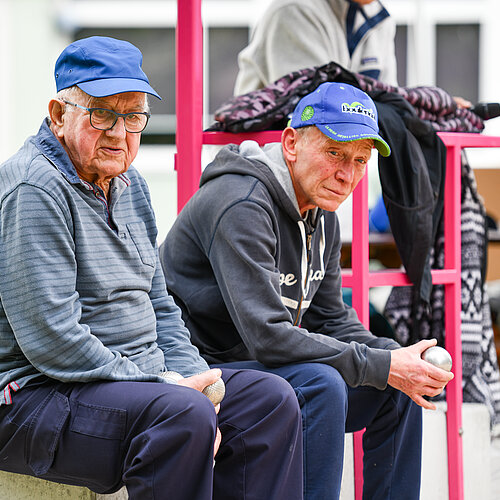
[
  {"left": 292, "top": 217, "right": 326, "bottom": 326},
  {"left": 293, "top": 226, "right": 313, "bottom": 326}
]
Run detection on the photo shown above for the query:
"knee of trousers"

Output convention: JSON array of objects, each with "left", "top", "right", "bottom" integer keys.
[
  {"left": 295, "top": 363, "right": 348, "bottom": 408},
  {"left": 246, "top": 371, "right": 302, "bottom": 421},
  {"left": 138, "top": 385, "right": 218, "bottom": 439},
  {"left": 123, "top": 388, "right": 218, "bottom": 485}
]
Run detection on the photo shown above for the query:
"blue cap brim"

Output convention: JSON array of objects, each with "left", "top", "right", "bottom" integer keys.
[
  {"left": 316, "top": 123, "right": 391, "bottom": 157},
  {"left": 77, "top": 78, "right": 161, "bottom": 99}
]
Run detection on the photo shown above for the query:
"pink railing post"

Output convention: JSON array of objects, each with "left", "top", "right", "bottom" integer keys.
[
  {"left": 350, "top": 174, "right": 370, "bottom": 324},
  {"left": 176, "top": 0, "right": 204, "bottom": 212},
  {"left": 350, "top": 174, "right": 370, "bottom": 500},
  {"left": 441, "top": 138, "right": 465, "bottom": 500},
  {"left": 435, "top": 132, "right": 500, "bottom": 500}
]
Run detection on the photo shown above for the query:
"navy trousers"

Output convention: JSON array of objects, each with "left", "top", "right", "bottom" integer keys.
[
  {"left": 216, "top": 362, "right": 422, "bottom": 500},
  {"left": 0, "top": 368, "right": 303, "bottom": 500}
]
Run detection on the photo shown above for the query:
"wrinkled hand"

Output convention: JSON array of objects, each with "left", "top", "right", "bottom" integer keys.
[
  {"left": 176, "top": 369, "right": 222, "bottom": 456},
  {"left": 388, "top": 339, "right": 454, "bottom": 410}
]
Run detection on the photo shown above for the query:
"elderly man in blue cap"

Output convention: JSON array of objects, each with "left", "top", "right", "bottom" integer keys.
[
  {"left": 160, "top": 82, "right": 454, "bottom": 500},
  {"left": 0, "top": 36, "right": 304, "bottom": 499}
]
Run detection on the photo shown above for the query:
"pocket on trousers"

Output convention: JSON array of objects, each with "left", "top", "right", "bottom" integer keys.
[
  {"left": 70, "top": 401, "right": 126, "bottom": 440},
  {"left": 26, "top": 390, "right": 70, "bottom": 476}
]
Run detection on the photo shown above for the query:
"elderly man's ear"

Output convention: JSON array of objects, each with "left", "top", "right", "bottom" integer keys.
[
  {"left": 48, "top": 99, "right": 65, "bottom": 136},
  {"left": 281, "top": 127, "right": 299, "bottom": 164}
]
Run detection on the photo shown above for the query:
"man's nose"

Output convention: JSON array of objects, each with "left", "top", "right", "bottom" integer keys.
[
  {"left": 335, "top": 161, "right": 355, "bottom": 183},
  {"left": 106, "top": 116, "right": 127, "bottom": 138}
]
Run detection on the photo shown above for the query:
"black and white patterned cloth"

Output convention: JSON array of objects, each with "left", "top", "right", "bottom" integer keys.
[{"left": 384, "top": 155, "right": 500, "bottom": 431}]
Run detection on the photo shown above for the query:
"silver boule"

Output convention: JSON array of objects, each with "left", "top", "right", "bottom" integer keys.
[
  {"left": 160, "top": 371, "right": 225, "bottom": 405},
  {"left": 159, "top": 370, "right": 183, "bottom": 383},
  {"left": 202, "top": 378, "right": 226, "bottom": 406},
  {"left": 422, "top": 346, "right": 452, "bottom": 372}
]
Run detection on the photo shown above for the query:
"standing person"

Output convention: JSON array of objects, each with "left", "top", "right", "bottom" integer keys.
[
  {"left": 0, "top": 36, "right": 303, "bottom": 500},
  {"left": 160, "top": 82, "right": 454, "bottom": 500},
  {"left": 234, "top": 0, "right": 397, "bottom": 95}
]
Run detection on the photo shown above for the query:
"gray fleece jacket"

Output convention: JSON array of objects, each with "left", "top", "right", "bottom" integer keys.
[{"left": 160, "top": 141, "right": 400, "bottom": 390}]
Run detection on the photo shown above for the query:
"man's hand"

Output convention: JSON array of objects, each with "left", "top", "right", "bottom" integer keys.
[
  {"left": 177, "top": 369, "right": 222, "bottom": 394},
  {"left": 387, "top": 339, "right": 454, "bottom": 410},
  {"left": 453, "top": 96, "right": 472, "bottom": 109},
  {"left": 177, "top": 369, "right": 223, "bottom": 457}
]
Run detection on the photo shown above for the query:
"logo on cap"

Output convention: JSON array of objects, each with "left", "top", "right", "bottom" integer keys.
[
  {"left": 341, "top": 102, "right": 376, "bottom": 122},
  {"left": 301, "top": 105, "right": 315, "bottom": 122}
]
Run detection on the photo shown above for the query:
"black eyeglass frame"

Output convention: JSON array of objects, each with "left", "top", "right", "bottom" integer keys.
[{"left": 61, "top": 99, "right": 151, "bottom": 133}]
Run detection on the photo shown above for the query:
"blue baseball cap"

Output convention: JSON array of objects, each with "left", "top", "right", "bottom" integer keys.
[
  {"left": 54, "top": 36, "right": 161, "bottom": 99},
  {"left": 290, "top": 82, "right": 390, "bottom": 157}
]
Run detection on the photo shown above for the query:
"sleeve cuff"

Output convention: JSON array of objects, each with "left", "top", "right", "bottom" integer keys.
[{"left": 362, "top": 347, "right": 394, "bottom": 390}]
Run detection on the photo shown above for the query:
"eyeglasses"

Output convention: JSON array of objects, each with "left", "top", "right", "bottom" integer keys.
[{"left": 62, "top": 100, "right": 150, "bottom": 133}]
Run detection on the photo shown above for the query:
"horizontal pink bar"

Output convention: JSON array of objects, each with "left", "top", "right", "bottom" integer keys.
[
  {"left": 203, "top": 130, "right": 282, "bottom": 145},
  {"left": 204, "top": 131, "right": 500, "bottom": 148},
  {"left": 204, "top": 131, "right": 500, "bottom": 147},
  {"left": 341, "top": 268, "right": 460, "bottom": 288},
  {"left": 437, "top": 132, "right": 500, "bottom": 148}
]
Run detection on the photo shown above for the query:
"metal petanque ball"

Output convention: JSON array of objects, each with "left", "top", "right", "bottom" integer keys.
[
  {"left": 159, "top": 370, "right": 225, "bottom": 405},
  {"left": 422, "top": 346, "right": 452, "bottom": 372},
  {"left": 159, "top": 370, "right": 184, "bottom": 383},
  {"left": 202, "top": 378, "right": 226, "bottom": 406}
]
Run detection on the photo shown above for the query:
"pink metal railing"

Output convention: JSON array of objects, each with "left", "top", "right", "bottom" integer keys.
[
  {"left": 175, "top": 1, "right": 500, "bottom": 498},
  {"left": 175, "top": 0, "right": 203, "bottom": 212}
]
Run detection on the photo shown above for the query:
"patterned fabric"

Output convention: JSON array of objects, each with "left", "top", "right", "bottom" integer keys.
[
  {"left": 209, "top": 62, "right": 359, "bottom": 132},
  {"left": 357, "top": 77, "right": 485, "bottom": 133},
  {"left": 209, "top": 61, "right": 484, "bottom": 134},
  {"left": 384, "top": 156, "right": 500, "bottom": 430}
]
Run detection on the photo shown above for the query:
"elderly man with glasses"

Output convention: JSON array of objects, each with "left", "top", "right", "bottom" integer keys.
[{"left": 0, "top": 36, "right": 303, "bottom": 500}]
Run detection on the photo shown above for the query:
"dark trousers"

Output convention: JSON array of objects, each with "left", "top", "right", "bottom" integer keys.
[
  {"left": 216, "top": 361, "right": 422, "bottom": 500},
  {"left": 0, "top": 368, "right": 303, "bottom": 500}
]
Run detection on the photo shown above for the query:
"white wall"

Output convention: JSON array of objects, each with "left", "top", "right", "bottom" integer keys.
[{"left": 0, "top": 0, "right": 70, "bottom": 163}]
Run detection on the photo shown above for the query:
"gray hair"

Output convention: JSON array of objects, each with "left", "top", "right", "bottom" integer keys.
[
  {"left": 56, "top": 86, "right": 150, "bottom": 113},
  {"left": 294, "top": 125, "right": 315, "bottom": 145},
  {"left": 56, "top": 86, "right": 90, "bottom": 106}
]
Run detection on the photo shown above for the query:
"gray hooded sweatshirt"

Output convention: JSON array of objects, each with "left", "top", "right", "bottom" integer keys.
[{"left": 160, "top": 141, "right": 400, "bottom": 390}]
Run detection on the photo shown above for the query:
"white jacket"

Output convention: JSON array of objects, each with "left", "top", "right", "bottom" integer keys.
[{"left": 234, "top": 0, "right": 397, "bottom": 95}]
